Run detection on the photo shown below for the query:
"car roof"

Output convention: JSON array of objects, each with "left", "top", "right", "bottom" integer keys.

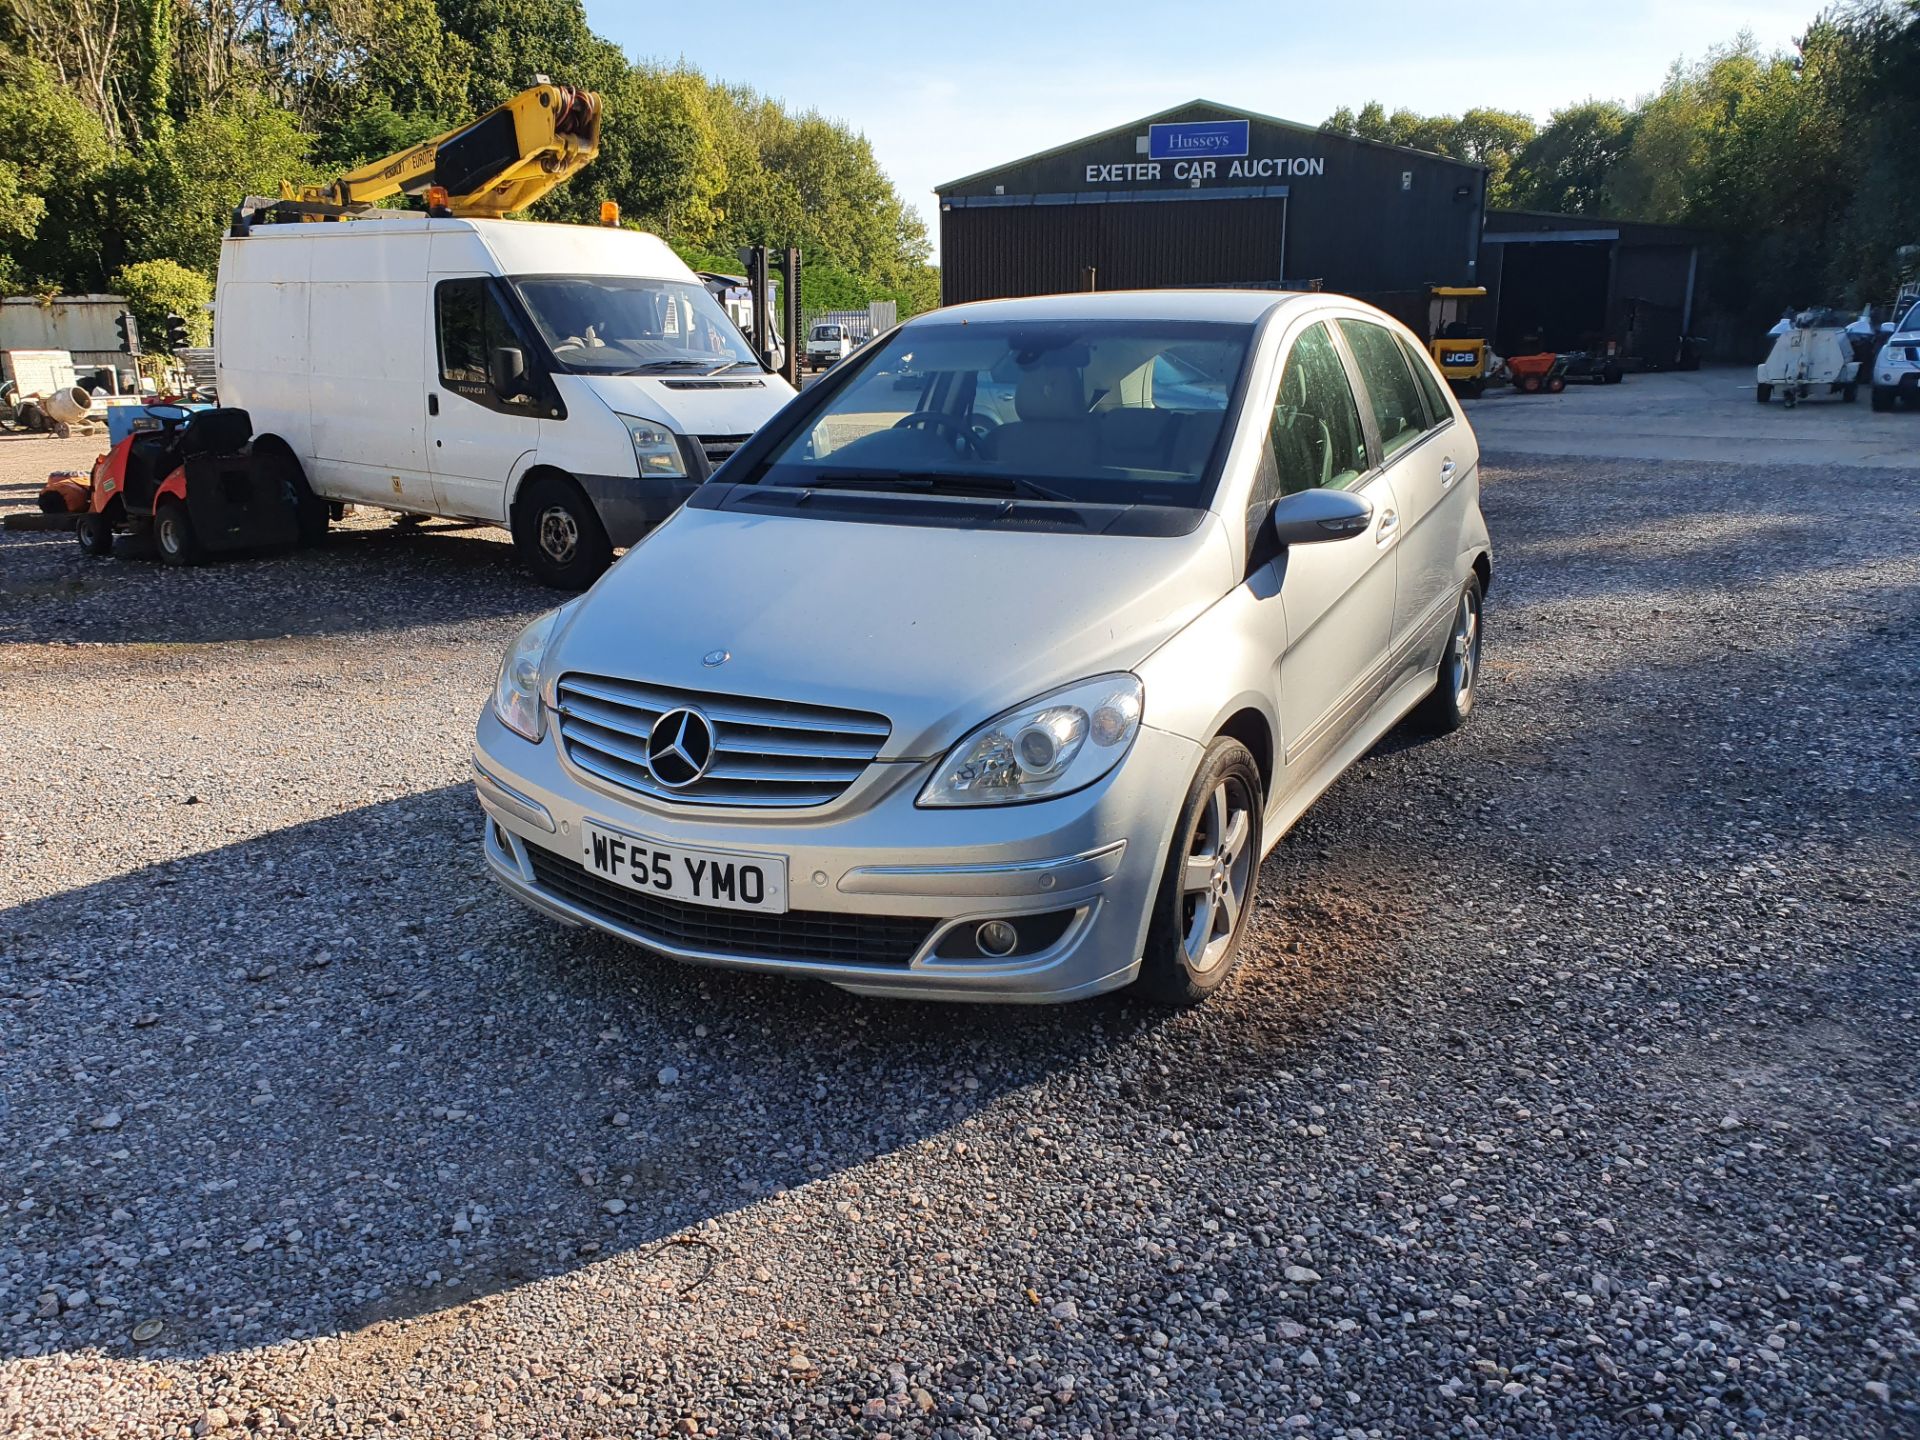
[{"left": 913, "top": 289, "right": 1316, "bottom": 328}]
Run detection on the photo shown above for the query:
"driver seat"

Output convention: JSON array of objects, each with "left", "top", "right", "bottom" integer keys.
[{"left": 987, "top": 365, "right": 1096, "bottom": 473}]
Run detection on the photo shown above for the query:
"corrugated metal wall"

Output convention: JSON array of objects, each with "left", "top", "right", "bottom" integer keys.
[{"left": 942, "top": 198, "right": 1288, "bottom": 304}]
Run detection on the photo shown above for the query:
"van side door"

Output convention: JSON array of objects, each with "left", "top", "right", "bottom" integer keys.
[
  {"left": 306, "top": 230, "right": 434, "bottom": 508},
  {"left": 426, "top": 276, "right": 546, "bottom": 524}
]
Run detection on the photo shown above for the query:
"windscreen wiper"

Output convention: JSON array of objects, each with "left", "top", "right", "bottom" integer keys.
[{"left": 802, "top": 472, "right": 1072, "bottom": 502}]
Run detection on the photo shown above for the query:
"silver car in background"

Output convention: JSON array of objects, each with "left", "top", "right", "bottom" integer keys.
[{"left": 473, "top": 291, "right": 1490, "bottom": 1005}]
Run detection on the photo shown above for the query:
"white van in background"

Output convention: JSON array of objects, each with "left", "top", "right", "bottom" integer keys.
[
  {"left": 215, "top": 214, "right": 796, "bottom": 587},
  {"left": 806, "top": 322, "right": 852, "bottom": 370}
]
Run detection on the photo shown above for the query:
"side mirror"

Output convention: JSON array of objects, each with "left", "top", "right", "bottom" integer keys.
[
  {"left": 1269, "top": 487, "right": 1373, "bottom": 546},
  {"left": 490, "top": 346, "right": 527, "bottom": 397},
  {"left": 1881, "top": 322, "right": 1897, "bottom": 335}
]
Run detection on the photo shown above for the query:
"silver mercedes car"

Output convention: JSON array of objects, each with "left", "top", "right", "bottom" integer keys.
[{"left": 473, "top": 291, "right": 1489, "bottom": 1005}]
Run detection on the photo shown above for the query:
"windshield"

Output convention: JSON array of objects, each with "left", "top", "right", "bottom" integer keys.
[
  {"left": 746, "top": 318, "right": 1252, "bottom": 508},
  {"left": 512, "top": 274, "right": 760, "bottom": 375},
  {"left": 813, "top": 325, "right": 841, "bottom": 340}
]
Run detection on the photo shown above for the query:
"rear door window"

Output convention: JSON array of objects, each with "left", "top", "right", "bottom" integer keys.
[
  {"left": 1396, "top": 333, "right": 1456, "bottom": 428},
  {"left": 1338, "top": 318, "right": 1433, "bottom": 459}
]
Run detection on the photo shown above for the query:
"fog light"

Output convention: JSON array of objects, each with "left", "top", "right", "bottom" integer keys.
[{"left": 975, "top": 920, "right": 1019, "bottom": 957}]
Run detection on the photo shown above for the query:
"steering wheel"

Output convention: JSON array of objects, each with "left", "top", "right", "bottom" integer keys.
[
  {"left": 966, "top": 411, "right": 1004, "bottom": 446},
  {"left": 143, "top": 402, "right": 194, "bottom": 434},
  {"left": 893, "top": 409, "right": 983, "bottom": 457}
]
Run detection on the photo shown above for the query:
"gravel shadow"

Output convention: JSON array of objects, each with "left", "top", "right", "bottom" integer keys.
[
  {"left": 0, "top": 516, "right": 551, "bottom": 645},
  {"left": 1, "top": 783, "right": 1203, "bottom": 1361}
]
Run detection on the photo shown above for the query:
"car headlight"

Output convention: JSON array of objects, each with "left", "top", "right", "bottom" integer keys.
[
  {"left": 615, "top": 413, "right": 687, "bottom": 478},
  {"left": 919, "top": 675, "right": 1144, "bottom": 807},
  {"left": 492, "top": 608, "right": 563, "bottom": 742}
]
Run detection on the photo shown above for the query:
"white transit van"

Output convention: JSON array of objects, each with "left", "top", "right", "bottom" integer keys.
[{"left": 215, "top": 214, "right": 797, "bottom": 586}]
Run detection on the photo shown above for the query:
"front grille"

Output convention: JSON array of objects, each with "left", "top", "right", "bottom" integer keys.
[
  {"left": 697, "top": 433, "right": 752, "bottom": 468},
  {"left": 526, "top": 846, "right": 933, "bottom": 967},
  {"left": 554, "top": 673, "right": 890, "bottom": 808}
]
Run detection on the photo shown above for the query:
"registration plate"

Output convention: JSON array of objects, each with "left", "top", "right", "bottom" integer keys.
[{"left": 580, "top": 821, "right": 789, "bottom": 913}]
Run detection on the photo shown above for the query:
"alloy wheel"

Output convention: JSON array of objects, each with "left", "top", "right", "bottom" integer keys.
[
  {"left": 1450, "top": 587, "right": 1481, "bottom": 711},
  {"left": 538, "top": 505, "right": 579, "bottom": 564},
  {"left": 1181, "top": 777, "right": 1255, "bottom": 974}
]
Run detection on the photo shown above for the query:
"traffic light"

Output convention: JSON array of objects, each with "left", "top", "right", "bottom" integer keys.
[
  {"left": 164, "top": 314, "right": 190, "bottom": 353},
  {"left": 115, "top": 311, "right": 141, "bottom": 354}
]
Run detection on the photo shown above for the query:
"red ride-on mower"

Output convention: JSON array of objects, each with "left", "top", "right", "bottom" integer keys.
[{"left": 74, "top": 406, "right": 300, "bottom": 565}]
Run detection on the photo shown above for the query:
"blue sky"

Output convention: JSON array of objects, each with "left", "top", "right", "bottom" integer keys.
[{"left": 584, "top": 0, "right": 1818, "bottom": 257}]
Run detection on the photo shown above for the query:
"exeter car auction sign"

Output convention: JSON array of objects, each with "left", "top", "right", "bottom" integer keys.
[{"left": 1081, "top": 120, "right": 1327, "bottom": 187}]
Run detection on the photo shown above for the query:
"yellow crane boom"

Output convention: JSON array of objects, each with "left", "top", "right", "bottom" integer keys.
[{"left": 281, "top": 84, "right": 601, "bottom": 218}]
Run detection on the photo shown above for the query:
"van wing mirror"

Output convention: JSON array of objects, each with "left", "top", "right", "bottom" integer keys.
[
  {"left": 1269, "top": 487, "right": 1373, "bottom": 546},
  {"left": 490, "top": 346, "right": 528, "bottom": 397}
]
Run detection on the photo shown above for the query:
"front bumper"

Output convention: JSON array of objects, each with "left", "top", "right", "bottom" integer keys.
[{"left": 471, "top": 705, "right": 1201, "bottom": 1002}]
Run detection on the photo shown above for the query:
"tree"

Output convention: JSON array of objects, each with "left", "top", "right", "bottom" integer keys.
[
  {"left": 126, "top": 0, "right": 171, "bottom": 143},
  {"left": 1321, "top": 103, "right": 1536, "bottom": 206},
  {"left": 109, "top": 92, "right": 314, "bottom": 278},
  {"left": 1453, "top": 108, "right": 1537, "bottom": 207},
  {"left": 110, "top": 258, "right": 213, "bottom": 345},
  {"left": 0, "top": 59, "right": 113, "bottom": 285},
  {"left": 1507, "top": 101, "right": 1635, "bottom": 214}
]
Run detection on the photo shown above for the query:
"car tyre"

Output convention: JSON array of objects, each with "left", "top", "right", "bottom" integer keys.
[
  {"left": 155, "top": 500, "right": 200, "bottom": 566},
  {"left": 1871, "top": 385, "right": 1894, "bottom": 412},
  {"left": 1756, "top": 383, "right": 1772, "bottom": 403},
  {"left": 1138, "top": 738, "right": 1264, "bottom": 1008},
  {"left": 1842, "top": 382, "right": 1858, "bottom": 403},
  {"left": 75, "top": 511, "right": 115, "bottom": 556},
  {"left": 1416, "top": 576, "right": 1484, "bottom": 734},
  {"left": 514, "top": 472, "right": 612, "bottom": 590}
]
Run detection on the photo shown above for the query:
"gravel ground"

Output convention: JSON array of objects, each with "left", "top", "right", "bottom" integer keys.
[{"left": 0, "top": 426, "right": 1916, "bottom": 1439}]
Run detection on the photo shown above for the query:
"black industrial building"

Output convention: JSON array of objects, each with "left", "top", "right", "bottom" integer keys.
[
  {"left": 1480, "top": 209, "right": 1709, "bottom": 366},
  {"left": 937, "top": 101, "right": 1486, "bottom": 332}
]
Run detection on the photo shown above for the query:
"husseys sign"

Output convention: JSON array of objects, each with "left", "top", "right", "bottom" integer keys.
[{"left": 1084, "top": 120, "right": 1327, "bottom": 186}]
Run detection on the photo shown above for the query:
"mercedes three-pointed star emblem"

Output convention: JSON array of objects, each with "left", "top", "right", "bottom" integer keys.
[{"left": 646, "top": 707, "right": 715, "bottom": 788}]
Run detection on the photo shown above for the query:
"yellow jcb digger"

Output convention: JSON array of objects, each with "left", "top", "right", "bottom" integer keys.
[{"left": 1427, "top": 286, "right": 1493, "bottom": 398}]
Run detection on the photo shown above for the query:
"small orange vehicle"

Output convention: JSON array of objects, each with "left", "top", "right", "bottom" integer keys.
[
  {"left": 66, "top": 405, "right": 298, "bottom": 564},
  {"left": 1506, "top": 352, "right": 1567, "bottom": 395}
]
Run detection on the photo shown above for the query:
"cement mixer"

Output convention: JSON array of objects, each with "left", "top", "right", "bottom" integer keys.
[{"left": 12, "top": 383, "right": 91, "bottom": 438}]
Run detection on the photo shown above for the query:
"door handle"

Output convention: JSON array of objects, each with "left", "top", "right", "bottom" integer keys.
[
  {"left": 1375, "top": 507, "right": 1399, "bottom": 545},
  {"left": 428, "top": 393, "right": 439, "bottom": 416},
  {"left": 1440, "top": 456, "right": 1457, "bottom": 485}
]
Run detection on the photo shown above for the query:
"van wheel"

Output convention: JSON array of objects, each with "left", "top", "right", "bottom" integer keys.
[
  {"left": 155, "top": 500, "right": 201, "bottom": 566},
  {"left": 1138, "top": 738, "right": 1264, "bottom": 1007},
  {"left": 1756, "top": 384, "right": 1772, "bottom": 403},
  {"left": 515, "top": 473, "right": 612, "bottom": 590},
  {"left": 258, "top": 446, "right": 327, "bottom": 545}
]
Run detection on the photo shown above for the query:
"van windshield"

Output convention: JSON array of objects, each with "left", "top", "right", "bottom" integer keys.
[
  {"left": 744, "top": 319, "right": 1252, "bottom": 508},
  {"left": 512, "top": 275, "right": 760, "bottom": 375}
]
